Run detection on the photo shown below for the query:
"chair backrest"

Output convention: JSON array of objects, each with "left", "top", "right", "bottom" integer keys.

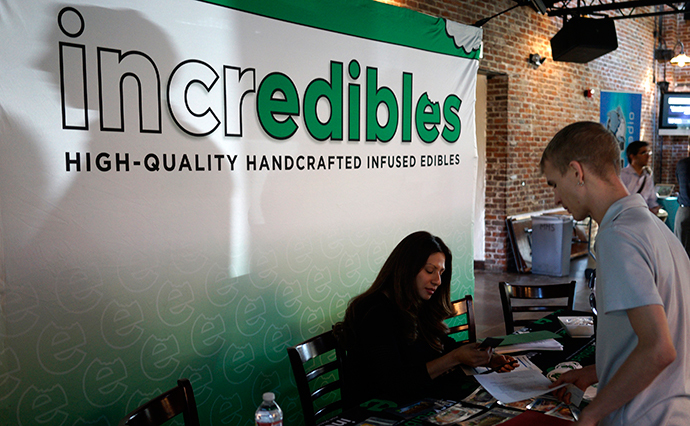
[
  {"left": 118, "top": 378, "right": 200, "bottom": 426},
  {"left": 499, "top": 281, "right": 576, "bottom": 334},
  {"left": 446, "top": 295, "right": 477, "bottom": 343},
  {"left": 287, "top": 329, "right": 345, "bottom": 426}
]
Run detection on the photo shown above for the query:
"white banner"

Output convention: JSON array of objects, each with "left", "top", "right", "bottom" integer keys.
[{"left": 0, "top": 0, "right": 481, "bottom": 423}]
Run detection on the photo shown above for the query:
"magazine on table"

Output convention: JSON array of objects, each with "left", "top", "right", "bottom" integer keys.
[
  {"left": 356, "top": 417, "right": 400, "bottom": 426},
  {"left": 462, "top": 386, "right": 496, "bottom": 407},
  {"left": 423, "top": 403, "right": 483, "bottom": 425},
  {"left": 388, "top": 398, "right": 457, "bottom": 419},
  {"left": 456, "top": 407, "right": 518, "bottom": 426}
]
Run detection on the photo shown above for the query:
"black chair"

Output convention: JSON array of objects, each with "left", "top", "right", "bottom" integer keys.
[
  {"left": 288, "top": 329, "right": 347, "bottom": 426},
  {"left": 118, "top": 378, "right": 200, "bottom": 426},
  {"left": 446, "top": 295, "right": 477, "bottom": 343},
  {"left": 499, "top": 281, "right": 576, "bottom": 334}
]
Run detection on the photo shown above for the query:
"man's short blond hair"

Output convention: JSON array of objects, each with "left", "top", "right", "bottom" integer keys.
[{"left": 540, "top": 121, "right": 621, "bottom": 178}]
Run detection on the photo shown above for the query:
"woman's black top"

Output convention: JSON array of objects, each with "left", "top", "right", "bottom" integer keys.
[{"left": 342, "top": 292, "right": 464, "bottom": 405}]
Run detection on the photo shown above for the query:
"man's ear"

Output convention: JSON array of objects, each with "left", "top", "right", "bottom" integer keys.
[{"left": 569, "top": 160, "right": 586, "bottom": 184}]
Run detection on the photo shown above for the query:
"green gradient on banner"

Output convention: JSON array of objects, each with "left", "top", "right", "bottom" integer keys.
[{"left": 200, "top": 0, "right": 482, "bottom": 58}]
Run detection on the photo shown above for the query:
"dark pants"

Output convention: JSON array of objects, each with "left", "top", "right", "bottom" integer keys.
[{"left": 675, "top": 206, "right": 690, "bottom": 259}]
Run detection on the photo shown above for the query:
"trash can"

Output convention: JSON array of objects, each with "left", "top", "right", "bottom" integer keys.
[{"left": 531, "top": 214, "right": 573, "bottom": 276}]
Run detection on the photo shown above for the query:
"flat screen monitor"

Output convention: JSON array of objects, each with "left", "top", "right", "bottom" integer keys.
[{"left": 659, "top": 92, "right": 690, "bottom": 135}]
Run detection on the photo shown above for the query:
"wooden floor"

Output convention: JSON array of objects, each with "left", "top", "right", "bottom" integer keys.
[{"left": 473, "top": 256, "right": 595, "bottom": 338}]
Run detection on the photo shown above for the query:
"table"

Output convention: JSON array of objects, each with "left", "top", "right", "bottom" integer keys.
[
  {"left": 513, "top": 309, "right": 595, "bottom": 374},
  {"left": 317, "top": 310, "right": 595, "bottom": 426}
]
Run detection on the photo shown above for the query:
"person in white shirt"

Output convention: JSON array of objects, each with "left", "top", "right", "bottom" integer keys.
[
  {"left": 541, "top": 122, "right": 690, "bottom": 426},
  {"left": 620, "top": 140, "right": 660, "bottom": 215}
]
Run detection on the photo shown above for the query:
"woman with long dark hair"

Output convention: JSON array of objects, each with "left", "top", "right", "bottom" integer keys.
[{"left": 342, "top": 231, "right": 515, "bottom": 405}]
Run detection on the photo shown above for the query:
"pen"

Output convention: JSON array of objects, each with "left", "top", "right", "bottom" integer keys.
[{"left": 479, "top": 360, "right": 518, "bottom": 374}]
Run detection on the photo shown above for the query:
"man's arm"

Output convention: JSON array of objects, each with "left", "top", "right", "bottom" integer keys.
[
  {"left": 641, "top": 170, "right": 660, "bottom": 212},
  {"left": 576, "top": 304, "right": 676, "bottom": 426}
]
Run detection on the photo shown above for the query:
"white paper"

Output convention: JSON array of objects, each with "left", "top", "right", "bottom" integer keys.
[
  {"left": 494, "top": 339, "right": 563, "bottom": 354},
  {"left": 475, "top": 369, "right": 568, "bottom": 403},
  {"left": 584, "top": 384, "right": 598, "bottom": 401},
  {"left": 558, "top": 316, "right": 595, "bottom": 338},
  {"left": 566, "top": 384, "right": 584, "bottom": 406}
]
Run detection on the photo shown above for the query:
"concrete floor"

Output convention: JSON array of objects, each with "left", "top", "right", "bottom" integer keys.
[{"left": 473, "top": 255, "right": 595, "bottom": 338}]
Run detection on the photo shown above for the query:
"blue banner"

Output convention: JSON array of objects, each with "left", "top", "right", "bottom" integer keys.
[{"left": 600, "top": 91, "right": 642, "bottom": 166}]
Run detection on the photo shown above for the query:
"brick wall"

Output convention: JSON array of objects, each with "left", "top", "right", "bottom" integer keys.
[
  {"left": 485, "top": 75, "right": 509, "bottom": 269},
  {"left": 383, "top": 0, "right": 690, "bottom": 270}
]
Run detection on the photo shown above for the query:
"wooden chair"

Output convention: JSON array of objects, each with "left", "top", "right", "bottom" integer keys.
[
  {"left": 288, "top": 329, "right": 347, "bottom": 426},
  {"left": 446, "top": 295, "right": 477, "bottom": 343},
  {"left": 499, "top": 281, "right": 576, "bottom": 334},
  {"left": 118, "top": 378, "right": 200, "bottom": 426}
]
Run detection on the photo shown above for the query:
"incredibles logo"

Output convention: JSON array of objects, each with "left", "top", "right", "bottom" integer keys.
[{"left": 57, "top": 7, "right": 463, "bottom": 144}]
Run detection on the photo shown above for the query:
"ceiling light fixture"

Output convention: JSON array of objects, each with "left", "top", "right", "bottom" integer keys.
[{"left": 670, "top": 41, "right": 690, "bottom": 67}]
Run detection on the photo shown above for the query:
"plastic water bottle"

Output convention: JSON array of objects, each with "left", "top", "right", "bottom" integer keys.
[{"left": 255, "top": 392, "right": 283, "bottom": 426}]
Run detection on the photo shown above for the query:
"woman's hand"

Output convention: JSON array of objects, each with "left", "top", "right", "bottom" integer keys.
[
  {"left": 488, "top": 354, "right": 518, "bottom": 372},
  {"left": 452, "top": 343, "right": 492, "bottom": 367}
]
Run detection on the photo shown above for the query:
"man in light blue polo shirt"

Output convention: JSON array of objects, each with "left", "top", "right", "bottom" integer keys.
[
  {"left": 540, "top": 121, "right": 690, "bottom": 426},
  {"left": 620, "top": 140, "right": 660, "bottom": 215}
]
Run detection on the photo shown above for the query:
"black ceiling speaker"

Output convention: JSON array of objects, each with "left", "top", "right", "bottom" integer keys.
[{"left": 550, "top": 17, "right": 618, "bottom": 63}]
